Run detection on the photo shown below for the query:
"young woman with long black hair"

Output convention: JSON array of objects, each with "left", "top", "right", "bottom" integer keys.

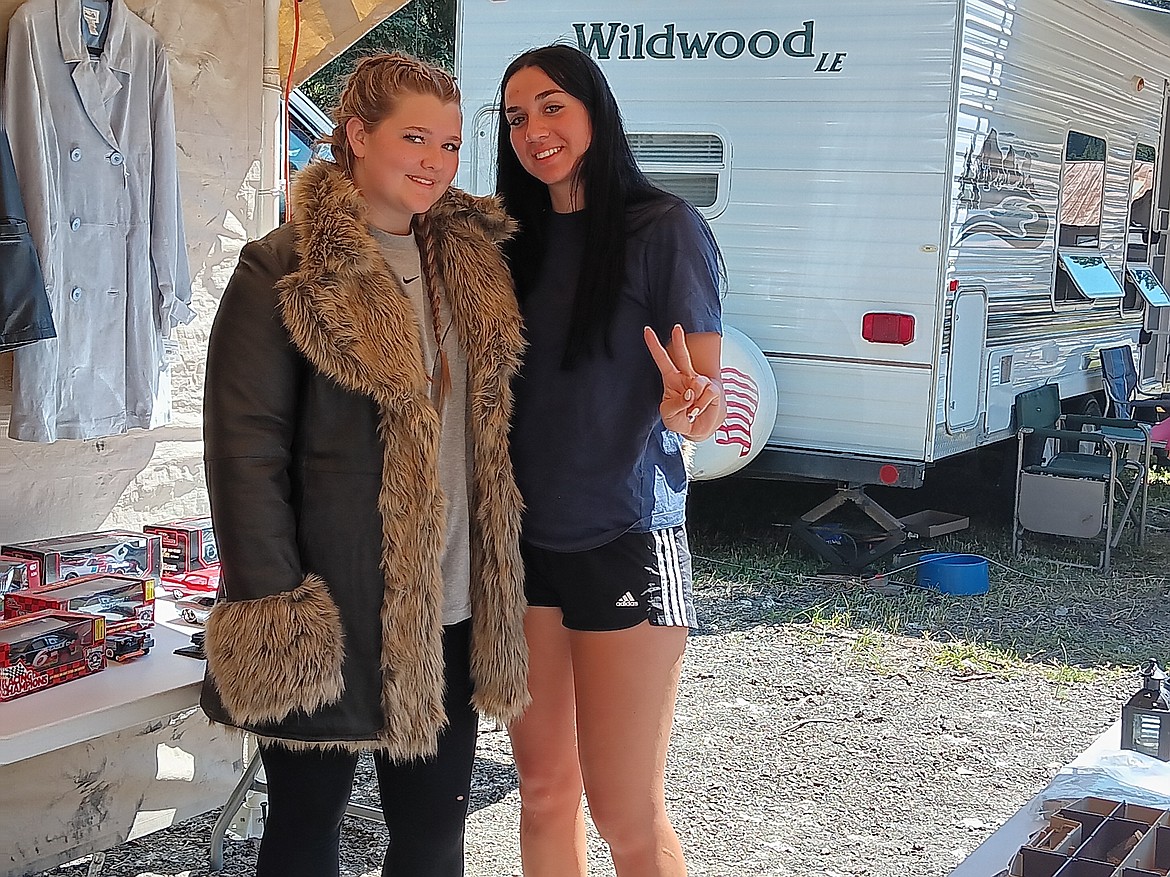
[{"left": 497, "top": 44, "right": 725, "bottom": 877}]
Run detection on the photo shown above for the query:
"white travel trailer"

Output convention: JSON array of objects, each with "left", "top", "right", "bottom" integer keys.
[{"left": 456, "top": 0, "right": 1170, "bottom": 493}]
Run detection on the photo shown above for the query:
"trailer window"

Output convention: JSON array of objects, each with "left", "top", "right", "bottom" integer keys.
[
  {"left": 1057, "top": 132, "right": 1106, "bottom": 250},
  {"left": 627, "top": 132, "right": 728, "bottom": 216},
  {"left": 1055, "top": 132, "right": 1111, "bottom": 304},
  {"left": 1121, "top": 145, "right": 1158, "bottom": 311},
  {"left": 1127, "top": 144, "right": 1157, "bottom": 264}
]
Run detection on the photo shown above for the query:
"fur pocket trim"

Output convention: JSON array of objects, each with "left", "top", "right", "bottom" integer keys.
[{"left": 204, "top": 575, "right": 345, "bottom": 726}]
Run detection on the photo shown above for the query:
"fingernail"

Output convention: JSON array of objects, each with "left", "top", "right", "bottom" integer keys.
[{"left": 685, "top": 389, "right": 694, "bottom": 402}]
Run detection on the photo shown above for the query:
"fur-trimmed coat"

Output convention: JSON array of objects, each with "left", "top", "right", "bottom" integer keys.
[{"left": 199, "top": 160, "right": 528, "bottom": 757}]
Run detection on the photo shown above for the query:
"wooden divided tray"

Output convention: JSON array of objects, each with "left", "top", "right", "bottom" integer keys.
[{"left": 1011, "top": 796, "right": 1170, "bottom": 877}]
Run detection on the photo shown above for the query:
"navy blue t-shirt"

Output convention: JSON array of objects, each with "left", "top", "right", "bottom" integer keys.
[{"left": 510, "top": 196, "right": 722, "bottom": 551}]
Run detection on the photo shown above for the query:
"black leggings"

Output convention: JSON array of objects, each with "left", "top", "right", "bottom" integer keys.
[{"left": 255, "top": 620, "right": 478, "bottom": 877}]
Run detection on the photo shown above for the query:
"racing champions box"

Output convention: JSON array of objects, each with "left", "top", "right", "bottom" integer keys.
[{"left": 1, "top": 530, "right": 162, "bottom": 588}]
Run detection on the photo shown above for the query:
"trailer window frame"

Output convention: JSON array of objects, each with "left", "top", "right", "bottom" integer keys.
[
  {"left": 1053, "top": 130, "right": 1114, "bottom": 307},
  {"left": 1127, "top": 265, "right": 1170, "bottom": 309},
  {"left": 1056, "top": 252, "right": 1124, "bottom": 301},
  {"left": 1056, "top": 131, "right": 1107, "bottom": 251},
  {"left": 467, "top": 111, "right": 731, "bottom": 221},
  {"left": 626, "top": 129, "right": 731, "bottom": 220},
  {"left": 1122, "top": 142, "right": 1158, "bottom": 312}
]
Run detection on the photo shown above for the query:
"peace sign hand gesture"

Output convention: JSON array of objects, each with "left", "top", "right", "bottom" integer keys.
[{"left": 643, "top": 324, "right": 725, "bottom": 441}]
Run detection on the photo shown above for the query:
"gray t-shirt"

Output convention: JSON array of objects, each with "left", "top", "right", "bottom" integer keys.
[{"left": 371, "top": 227, "right": 471, "bottom": 625}]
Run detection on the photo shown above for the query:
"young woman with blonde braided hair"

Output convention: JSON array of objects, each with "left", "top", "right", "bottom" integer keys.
[{"left": 199, "top": 53, "right": 529, "bottom": 877}]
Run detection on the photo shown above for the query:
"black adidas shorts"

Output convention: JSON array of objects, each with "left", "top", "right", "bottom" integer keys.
[{"left": 522, "top": 526, "right": 697, "bottom": 632}]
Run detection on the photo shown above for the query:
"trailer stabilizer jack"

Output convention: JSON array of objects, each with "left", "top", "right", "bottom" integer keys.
[{"left": 788, "top": 486, "right": 907, "bottom": 573}]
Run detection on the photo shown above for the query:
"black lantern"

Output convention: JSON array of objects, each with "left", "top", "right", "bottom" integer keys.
[{"left": 1120, "top": 660, "right": 1170, "bottom": 761}]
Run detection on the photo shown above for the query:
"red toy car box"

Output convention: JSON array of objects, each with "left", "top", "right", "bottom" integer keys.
[
  {"left": 0, "top": 555, "right": 41, "bottom": 592},
  {"left": 4, "top": 574, "right": 154, "bottom": 631},
  {"left": 144, "top": 517, "right": 218, "bottom": 574},
  {"left": 1, "top": 530, "right": 162, "bottom": 587},
  {"left": 0, "top": 611, "right": 106, "bottom": 701}
]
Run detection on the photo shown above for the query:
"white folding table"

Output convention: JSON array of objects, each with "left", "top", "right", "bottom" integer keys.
[{"left": 1, "top": 622, "right": 243, "bottom": 877}]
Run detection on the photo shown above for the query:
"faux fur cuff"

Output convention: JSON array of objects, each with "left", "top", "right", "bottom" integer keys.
[{"left": 204, "top": 575, "right": 345, "bottom": 726}]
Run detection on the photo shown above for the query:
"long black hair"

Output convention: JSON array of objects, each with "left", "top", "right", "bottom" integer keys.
[{"left": 496, "top": 45, "right": 660, "bottom": 368}]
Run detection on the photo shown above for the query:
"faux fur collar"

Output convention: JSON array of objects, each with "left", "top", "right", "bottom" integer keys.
[{"left": 280, "top": 159, "right": 520, "bottom": 408}]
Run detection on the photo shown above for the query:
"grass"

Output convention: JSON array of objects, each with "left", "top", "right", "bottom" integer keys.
[
  {"left": 686, "top": 469, "right": 1170, "bottom": 682},
  {"left": 933, "top": 640, "right": 1020, "bottom": 677}
]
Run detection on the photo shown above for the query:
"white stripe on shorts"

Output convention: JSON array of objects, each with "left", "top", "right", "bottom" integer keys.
[
  {"left": 666, "top": 529, "right": 689, "bottom": 626},
  {"left": 654, "top": 528, "right": 685, "bottom": 626}
]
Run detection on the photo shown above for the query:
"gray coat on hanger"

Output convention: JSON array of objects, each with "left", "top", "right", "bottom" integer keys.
[{"left": 3, "top": 0, "right": 192, "bottom": 442}]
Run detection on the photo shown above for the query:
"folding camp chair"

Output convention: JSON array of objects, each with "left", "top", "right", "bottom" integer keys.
[
  {"left": 1098, "top": 344, "right": 1170, "bottom": 422},
  {"left": 1098, "top": 343, "right": 1170, "bottom": 466},
  {"left": 1013, "top": 384, "right": 1149, "bottom": 572}
]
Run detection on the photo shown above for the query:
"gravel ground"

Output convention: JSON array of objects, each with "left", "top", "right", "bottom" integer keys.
[
  {"left": 34, "top": 595, "right": 1135, "bottom": 877},
  {"left": 33, "top": 475, "right": 1161, "bottom": 877}
]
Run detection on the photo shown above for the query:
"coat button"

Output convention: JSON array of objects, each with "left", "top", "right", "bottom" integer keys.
[
  {"left": 70, "top": 287, "right": 82, "bottom": 302},
  {"left": 70, "top": 217, "right": 81, "bottom": 231},
  {"left": 110, "top": 152, "right": 124, "bottom": 166},
  {"left": 69, "top": 148, "right": 82, "bottom": 162}
]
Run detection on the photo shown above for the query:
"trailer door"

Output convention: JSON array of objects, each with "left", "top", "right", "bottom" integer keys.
[
  {"left": 469, "top": 105, "right": 498, "bottom": 195},
  {"left": 945, "top": 289, "right": 987, "bottom": 432}
]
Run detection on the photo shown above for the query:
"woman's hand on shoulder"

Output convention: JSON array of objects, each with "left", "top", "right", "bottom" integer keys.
[{"left": 643, "top": 324, "right": 725, "bottom": 442}]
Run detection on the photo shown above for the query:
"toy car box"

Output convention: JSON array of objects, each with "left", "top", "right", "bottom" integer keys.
[
  {"left": 144, "top": 517, "right": 218, "bottom": 573},
  {"left": 1, "top": 530, "right": 162, "bottom": 587},
  {"left": 5, "top": 574, "right": 154, "bottom": 631},
  {"left": 0, "top": 611, "right": 106, "bottom": 701},
  {"left": 0, "top": 555, "right": 41, "bottom": 592}
]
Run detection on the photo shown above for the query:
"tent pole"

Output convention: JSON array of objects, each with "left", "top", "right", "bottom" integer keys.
[{"left": 258, "top": 0, "right": 283, "bottom": 235}]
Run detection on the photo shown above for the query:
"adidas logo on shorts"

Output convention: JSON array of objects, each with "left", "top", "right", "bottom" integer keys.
[{"left": 614, "top": 592, "right": 639, "bottom": 608}]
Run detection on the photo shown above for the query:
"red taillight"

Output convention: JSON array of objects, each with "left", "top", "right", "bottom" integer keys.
[{"left": 862, "top": 312, "right": 915, "bottom": 345}]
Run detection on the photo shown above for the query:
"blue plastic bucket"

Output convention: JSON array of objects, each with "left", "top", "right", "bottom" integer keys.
[{"left": 916, "top": 553, "right": 989, "bottom": 596}]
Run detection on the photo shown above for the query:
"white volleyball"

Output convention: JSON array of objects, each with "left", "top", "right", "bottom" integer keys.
[{"left": 690, "top": 326, "right": 778, "bottom": 480}]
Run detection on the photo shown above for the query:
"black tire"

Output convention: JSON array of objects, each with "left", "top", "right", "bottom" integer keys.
[{"left": 1066, "top": 393, "right": 1104, "bottom": 418}]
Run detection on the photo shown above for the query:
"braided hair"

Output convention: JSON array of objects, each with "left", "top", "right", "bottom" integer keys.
[
  {"left": 412, "top": 210, "right": 452, "bottom": 405},
  {"left": 329, "top": 53, "right": 459, "bottom": 406}
]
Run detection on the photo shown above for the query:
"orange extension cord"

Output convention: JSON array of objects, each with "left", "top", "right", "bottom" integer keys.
[{"left": 282, "top": 0, "right": 303, "bottom": 219}]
